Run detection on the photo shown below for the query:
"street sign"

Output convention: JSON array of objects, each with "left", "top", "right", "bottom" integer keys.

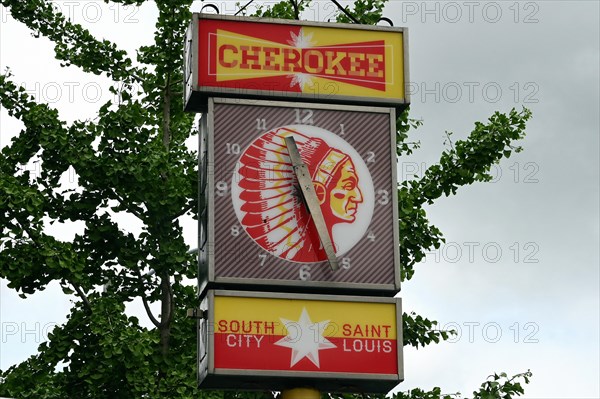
[
  {"left": 184, "top": 14, "right": 409, "bottom": 112},
  {"left": 198, "top": 98, "right": 400, "bottom": 295},
  {"left": 197, "top": 290, "right": 403, "bottom": 393},
  {"left": 188, "top": 14, "right": 411, "bottom": 395}
]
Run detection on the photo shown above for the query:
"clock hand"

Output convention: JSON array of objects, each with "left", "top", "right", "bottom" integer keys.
[{"left": 284, "top": 136, "right": 339, "bottom": 272}]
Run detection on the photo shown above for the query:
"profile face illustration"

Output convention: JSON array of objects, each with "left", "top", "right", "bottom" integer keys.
[
  {"left": 324, "top": 158, "right": 363, "bottom": 223},
  {"left": 231, "top": 125, "right": 374, "bottom": 264}
]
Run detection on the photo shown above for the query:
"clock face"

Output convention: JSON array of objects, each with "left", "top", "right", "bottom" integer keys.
[
  {"left": 230, "top": 124, "right": 375, "bottom": 264},
  {"left": 205, "top": 99, "right": 399, "bottom": 291}
]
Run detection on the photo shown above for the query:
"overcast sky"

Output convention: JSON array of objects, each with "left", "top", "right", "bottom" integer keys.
[{"left": 1, "top": 1, "right": 599, "bottom": 398}]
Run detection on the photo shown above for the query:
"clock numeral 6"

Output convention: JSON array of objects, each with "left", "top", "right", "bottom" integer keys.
[
  {"left": 299, "top": 265, "right": 311, "bottom": 281},
  {"left": 216, "top": 181, "right": 229, "bottom": 197},
  {"left": 377, "top": 189, "right": 390, "bottom": 205}
]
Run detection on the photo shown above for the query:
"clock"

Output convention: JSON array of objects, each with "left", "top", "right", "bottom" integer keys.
[
  {"left": 231, "top": 124, "right": 375, "bottom": 271},
  {"left": 198, "top": 98, "right": 400, "bottom": 294}
]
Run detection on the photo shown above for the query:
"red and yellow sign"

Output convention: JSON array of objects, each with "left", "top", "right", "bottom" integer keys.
[
  {"left": 212, "top": 295, "right": 400, "bottom": 375},
  {"left": 191, "top": 15, "right": 408, "bottom": 106}
]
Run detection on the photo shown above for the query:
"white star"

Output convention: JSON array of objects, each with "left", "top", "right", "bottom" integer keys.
[
  {"left": 274, "top": 307, "right": 336, "bottom": 368},
  {"left": 288, "top": 73, "right": 314, "bottom": 91},
  {"left": 287, "top": 29, "right": 315, "bottom": 48}
]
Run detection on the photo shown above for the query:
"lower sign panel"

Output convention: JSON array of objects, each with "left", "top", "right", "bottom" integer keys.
[{"left": 198, "top": 290, "right": 403, "bottom": 393}]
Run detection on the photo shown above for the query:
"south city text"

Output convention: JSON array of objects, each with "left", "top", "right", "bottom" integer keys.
[{"left": 209, "top": 320, "right": 395, "bottom": 353}]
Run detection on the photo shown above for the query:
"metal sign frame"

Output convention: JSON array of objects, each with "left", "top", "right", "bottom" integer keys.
[
  {"left": 197, "top": 290, "right": 403, "bottom": 393},
  {"left": 198, "top": 98, "right": 400, "bottom": 296},
  {"left": 184, "top": 13, "right": 410, "bottom": 112}
]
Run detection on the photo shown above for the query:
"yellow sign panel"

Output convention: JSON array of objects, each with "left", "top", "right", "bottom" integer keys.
[
  {"left": 192, "top": 15, "right": 409, "bottom": 108},
  {"left": 211, "top": 293, "right": 400, "bottom": 374},
  {"left": 215, "top": 296, "right": 397, "bottom": 339}
]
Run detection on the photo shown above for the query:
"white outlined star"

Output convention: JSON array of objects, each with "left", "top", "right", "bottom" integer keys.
[
  {"left": 274, "top": 307, "right": 336, "bottom": 368},
  {"left": 287, "top": 29, "right": 315, "bottom": 49}
]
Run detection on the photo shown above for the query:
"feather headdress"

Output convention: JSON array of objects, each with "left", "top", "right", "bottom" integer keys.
[{"left": 236, "top": 126, "right": 350, "bottom": 263}]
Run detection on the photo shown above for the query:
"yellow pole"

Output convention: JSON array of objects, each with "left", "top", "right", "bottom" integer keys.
[{"left": 281, "top": 388, "right": 321, "bottom": 399}]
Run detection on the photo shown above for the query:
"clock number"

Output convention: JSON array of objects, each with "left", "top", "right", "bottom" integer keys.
[
  {"left": 226, "top": 143, "right": 240, "bottom": 155},
  {"left": 294, "top": 109, "right": 314, "bottom": 125},
  {"left": 367, "top": 230, "right": 376, "bottom": 242},
  {"left": 258, "top": 253, "right": 267, "bottom": 267},
  {"left": 256, "top": 118, "right": 267, "bottom": 130},
  {"left": 339, "top": 123, "right": 346, "bottom": 136},
  {"left": 377, "top": 189, "right": 390, "bottom": 205},
  {"left": 341, "top": 257, "right": 351, "bottom": 270},
  {"left": 230, "top": 225, "right": 240, "bottom": 237},
  {"left": 299, "top": 265, "right": 311, "bottom": 281},
  {"left": 216, "top": 181, "right": 229, "bottom": 197},
  {"left": 365, "top": 151, "right": 376, "bottom": 163}
]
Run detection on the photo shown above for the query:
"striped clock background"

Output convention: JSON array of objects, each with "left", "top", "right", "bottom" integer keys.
[{"left": 210, "top": 101, "right": 397, "bottom": 288}]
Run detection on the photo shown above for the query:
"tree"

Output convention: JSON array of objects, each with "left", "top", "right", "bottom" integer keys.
[{"left": 0, "top": 0, "right": 533, "bottom": 398}]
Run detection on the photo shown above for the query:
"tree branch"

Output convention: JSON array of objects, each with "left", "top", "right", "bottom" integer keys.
[
  {"left": 159, "top": 274, "right": 173, "bottom": 355},
  {"left": 9, "top": 217, "right": 94, "bottom": 310},
  {"left": 134, "top": 269, "right": 161, "bottom": 328},
  {"left": 162, "top": 76, "right": 172, "bottom": 152},
  {"left": 172, "top": 203, "right": 193, "bottom": 220},
  {"left": 112, "top": 190, "right": 146, "bottom": 221},
  {"left": 69, "top": 279, "right": 92, "bottom": 313},
  {"left": 168, "top": 78, "right": 183, "bottom": 88},
  {"left": 142, "top": 291, "right": 161, "bottom": 329},
  {"left": 1, "top": 0, "right": 144, "bottom": 84}
]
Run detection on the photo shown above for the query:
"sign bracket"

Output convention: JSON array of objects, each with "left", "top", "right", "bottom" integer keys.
[{"left": 222, "top": 0, "right": 393, "bottom": 25}]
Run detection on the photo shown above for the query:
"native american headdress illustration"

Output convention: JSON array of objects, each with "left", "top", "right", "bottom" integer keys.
[{"left": 235, "top": 126, "right": 355, "bottom": 263}]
